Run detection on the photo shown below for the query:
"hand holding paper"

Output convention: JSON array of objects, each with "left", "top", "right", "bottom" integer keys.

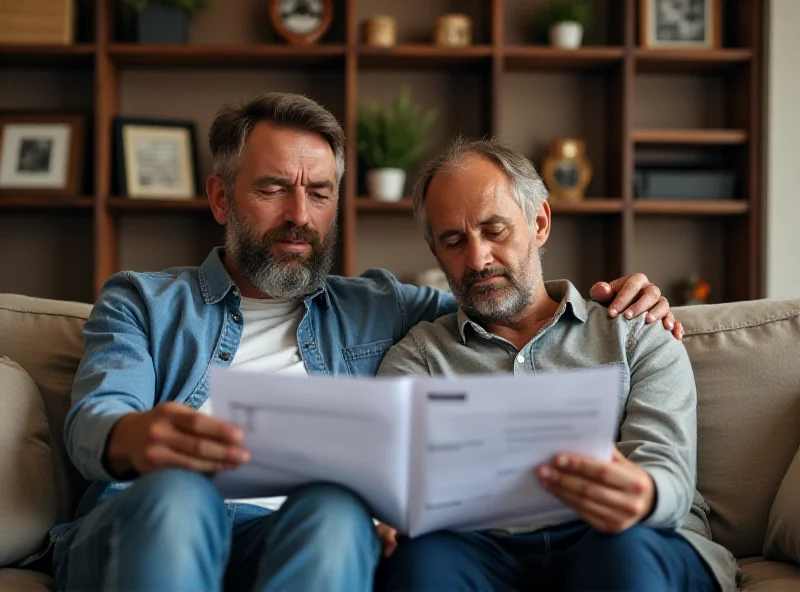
[
  {"left": 209, "top": 366, "right": 621, "bottom": 537},
  {"left": 537, "top": 447, "right": 655, "bottom": 533}
]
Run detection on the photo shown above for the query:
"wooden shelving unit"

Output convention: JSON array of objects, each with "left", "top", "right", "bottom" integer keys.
[
  {"left": 503, "top": 46, "right": 624, "bottom": 71},
  {"left": 0, "top": 196, "right": 94, "bottom": 210},
  {"left": 107, "top": 44, "right": 347, "bottom": 68},
  {"left": 106, "top": 198, "right": 210, "bottom": 212},
  {"left": 0, "top": 44, "right": 96, "bottom": 67},
  {"left": 634, "top": 48, "right": 752, "bottom": 73},
  {"left": 359, "top": 44, "right": 493, "bottom": 69},
  {"left": 632, "top": 129, "right": 749, "bottom": 145},
  {"left": 634, "top": 200, "right": 750, "bottom": 216},
  {"left": 0, "top": 0, "right": 764, "bottom": 304}
]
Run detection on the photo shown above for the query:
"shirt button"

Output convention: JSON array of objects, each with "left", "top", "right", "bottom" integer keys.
[
  {"left": 232, "top": 314, "right": 241, "bottom": 323},
  {"left": 219, "top": 352, "right": 231, "bottom": 361},
  {"left": 516, "top": 354, "right": 525, "bottom": 364}
]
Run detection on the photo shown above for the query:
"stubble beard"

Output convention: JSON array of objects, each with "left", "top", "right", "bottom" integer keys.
[
  {"left": 443, "top": 241, "right": 543, "bottom": 325},
  {"left": 224, "top": 201, "right": 338, "bottom": 299}
]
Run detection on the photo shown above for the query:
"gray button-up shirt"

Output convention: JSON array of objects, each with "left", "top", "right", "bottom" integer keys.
[{"left": 377, "top": 280, "right": 738, "bottom": 591}]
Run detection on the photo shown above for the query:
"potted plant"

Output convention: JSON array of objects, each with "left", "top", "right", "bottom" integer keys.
[
  {"left": 357, "top": 88, "right": 436, "bottom": 203},
  {"left": 533, "top": 0, "right": 592, "bottom": 50},
  {"left": 124, "top": 0, "right": 211, "bottom": 44}
]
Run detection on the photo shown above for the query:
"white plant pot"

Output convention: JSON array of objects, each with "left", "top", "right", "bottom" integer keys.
[
  {"left": 550, "top": 21, "right": 584, "bottom": 49},
  {"left": 366, "top": 168, "right": 407, "bottom": 202}
]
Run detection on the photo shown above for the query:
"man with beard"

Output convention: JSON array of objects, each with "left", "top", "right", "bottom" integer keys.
[
  {"left": 374, "top": 138, "right": 737, "bottom": 592},
  {"left": 51, "top": 93, "right": 680, "bottom": 592}
]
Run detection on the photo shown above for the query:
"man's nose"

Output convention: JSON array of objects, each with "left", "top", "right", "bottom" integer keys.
[
  {"left": 465, "top": 238, "right": 493, "bottom": 271},
  {"left": 283, "top": 188, "right": 310, "bottom": 227}
]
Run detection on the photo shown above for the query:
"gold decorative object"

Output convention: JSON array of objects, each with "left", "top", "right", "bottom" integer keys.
[
  {"left": 363, "top": 15, "right": 396, "bottom": 47},
  {"left": 541, "top": 138, "right": 592, "bottom": 202},
  {"left": 434, "top": 14, "right": 472, "bottom": 47}
]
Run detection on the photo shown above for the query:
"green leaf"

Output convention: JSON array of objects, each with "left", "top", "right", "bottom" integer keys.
[
  {"left": 532, "top": 0, "right": 593, "bottom": 33},
  {"left": 356, "top": 87, "right": 438, "bottom": 170}
]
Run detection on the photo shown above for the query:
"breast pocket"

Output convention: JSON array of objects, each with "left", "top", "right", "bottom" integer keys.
[{"left": 342, "top": 338, "right": 395, "bottom": 377}]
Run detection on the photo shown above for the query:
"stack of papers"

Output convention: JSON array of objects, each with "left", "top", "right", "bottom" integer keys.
[{"left": 210, "top": 366, "right": 621, "bottom": 537}]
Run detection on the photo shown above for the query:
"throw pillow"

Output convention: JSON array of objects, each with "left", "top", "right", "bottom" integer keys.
[
  {"left": 0, "top": 357, "right": 58, "bottom": 566},
  {"left": 764, "top": 444, "right": 800, "bottom": 564}
]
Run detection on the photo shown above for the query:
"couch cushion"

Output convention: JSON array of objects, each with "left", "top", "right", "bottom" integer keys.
[
  {"left": 676, "top": 299, "right": 800, "bottom": 559},
  {"left": 0, "top": 295, "right": 92, "bottom": 526},
  {"left": 738, "top": 557, "right": 800, "bottom": 591},
  {"left": 0, "top": 568, "right": 53, "bottom": 591},
  {"left": 764, "top": 443, "right": 800, "bottom": 564},
  {"left": 0, "top": 359, "right": 57, "bottom": 567}
]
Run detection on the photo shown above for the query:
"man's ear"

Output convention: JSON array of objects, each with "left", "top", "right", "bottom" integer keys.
[
  {"left": 534, "top": 202, "right": 552, "bottom": 247},
  {"left": 207, "top": 175, "right": 229, "bottom": 226}
]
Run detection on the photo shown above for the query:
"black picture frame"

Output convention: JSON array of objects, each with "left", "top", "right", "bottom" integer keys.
[
  {"left": 0, "top": 112, "right": 87, "bottom": 198},
  {"left": 113, "top": 117, "right": 201, "bottom": 199}
]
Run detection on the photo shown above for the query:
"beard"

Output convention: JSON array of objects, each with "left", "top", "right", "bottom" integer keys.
[
  {"left": 442, "top": 242, "right": 543, "bottom": 325},
  {"left": 224, "top": 203, "right": 338, "bottom": 299}
]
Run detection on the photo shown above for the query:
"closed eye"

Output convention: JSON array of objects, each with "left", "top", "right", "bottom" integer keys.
[
  {"left": 256, "top": 188, "right": 284, "bottom": 197},
  {"left": 484, "top": 228, "right": 507, "bottom": 239}
]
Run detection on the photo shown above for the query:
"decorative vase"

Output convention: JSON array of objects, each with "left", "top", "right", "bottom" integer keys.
[
  {"left": 363, "top": 15, "right": 396, "bottom": 47},
  {"left": 434, "top": 14, "right": 472, "bottom": 47},
  {"left": 541, "top": 139, "right": 592, "bottom": 203},
  {"left": 367, "top": 168, "right": 406, "bottom": 202},
  {"left": 136, "top": 3, "right": 189, "bottom": 44},
  {"left": 549, "top": 21, "right": 583, "bottom": 49}
]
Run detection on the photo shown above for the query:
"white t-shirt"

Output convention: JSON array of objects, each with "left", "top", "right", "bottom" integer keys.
[{"left": 200, "top": 295, "right": 308, "bottom": 511}]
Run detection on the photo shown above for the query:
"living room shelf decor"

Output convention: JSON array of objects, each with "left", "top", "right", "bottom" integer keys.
[{"left": 0, "top": 0, "right": 763, "bottom": 305}]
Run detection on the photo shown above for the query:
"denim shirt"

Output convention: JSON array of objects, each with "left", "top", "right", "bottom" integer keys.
[{"left": 61, "top": 247, "right": 455, "bottom": 530}]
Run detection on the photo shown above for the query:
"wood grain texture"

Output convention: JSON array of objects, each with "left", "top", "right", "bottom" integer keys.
[
  {"left": 504, "top": 47, "right": 624, "bottom": 71},
  {"left": 632, "top": 128, "right": 748, "bottom": 145},
  {"left": 0, "top": 0, "right": 75, "bottom": 45},
  {"left": 108, "top": 44, "right": 346, "bottom": 68},
  {"left": 0, "top": 44, "right": 94, "bottom": 67},
  {"left": 633, "top": 200, "right": 749, "bottom": 216},
  {"left": 635, "top": 48, "right": 752, "bottom": 73},
  {"left": 0, "top": 195, "right": 93, "bottom": 209}
]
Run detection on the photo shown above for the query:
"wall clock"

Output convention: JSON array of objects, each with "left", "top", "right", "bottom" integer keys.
[{"left": 269, "top": 0, "right": 333, "bottom": 45}]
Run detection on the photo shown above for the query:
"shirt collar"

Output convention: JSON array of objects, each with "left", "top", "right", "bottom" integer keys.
[
  {"left": 457, "top": 279, "right": 588, "bottom": 344},
  {"left": 198, "top": 247, "right": 331, "bottom": 308}
]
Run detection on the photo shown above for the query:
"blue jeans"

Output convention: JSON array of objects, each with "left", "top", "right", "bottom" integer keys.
[
  {"left": 52, "top": 469, "right": 380, "bottom": 592},
  {"left": 377, "top": 521, "right": 718, "bottom": 592}
]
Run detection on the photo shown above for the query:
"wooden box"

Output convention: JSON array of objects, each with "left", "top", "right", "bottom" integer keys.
[{"left": 0, "top": 0, "right": 75, "bottom": 45}]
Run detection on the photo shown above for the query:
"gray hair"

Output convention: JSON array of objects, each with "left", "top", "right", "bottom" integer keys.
[
  {"left": 209, "top": 92, "right": 346, "bottom": 196},
  {"left": 412, "top": 137, "right": 549, "bottom": 244}
]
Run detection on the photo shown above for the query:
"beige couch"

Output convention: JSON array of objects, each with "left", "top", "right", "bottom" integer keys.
[{"left": 1, "top": 293, "right": 800, "bottom": 590}]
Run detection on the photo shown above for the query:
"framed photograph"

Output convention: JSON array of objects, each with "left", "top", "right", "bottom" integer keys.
[
  {"left": 114, "top": 117, "right": 200, "bottom": 200},
  {"left": 0, "top": 113, "right": 84, "bottom": 197},
  {"left": 640, "top": 0, "right": 721, "bottom": 49}
]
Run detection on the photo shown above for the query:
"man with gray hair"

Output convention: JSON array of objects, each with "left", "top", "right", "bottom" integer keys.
[
  {"left": 48, "top": 93, "right": 680, "bottom": 591},
  {"left": 374, "top": 138, "right": 737, "bottom": 592}
]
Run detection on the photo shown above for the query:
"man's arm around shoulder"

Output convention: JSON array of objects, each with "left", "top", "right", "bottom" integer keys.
[
  {"left": 377, "top": 327, "right": 431, "bottom": 377},
  {"left": 360, "top": 269, "right": 456, "bottom": 334}
]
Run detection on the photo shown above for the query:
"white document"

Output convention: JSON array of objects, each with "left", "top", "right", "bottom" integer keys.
[{"left": 210, "top": 366, "right": 621, "bottom": 537}]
